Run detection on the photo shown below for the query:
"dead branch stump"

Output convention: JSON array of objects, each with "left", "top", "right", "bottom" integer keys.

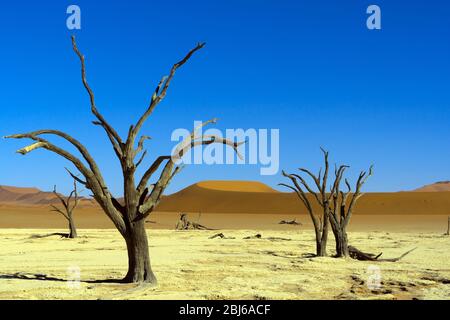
[
  {"left": 279, "top": 218, "right": 302, "bottom": 225},
  {"left": 175, "top": 213, "right": 215, "bottom": 230},
  {"left": 348, "top": 245, "right": 416, "bottom": 262},
  {"left": 243, "top": 234, "right": 262, "bottom": 239},
  {"left": 209, "top": 233, "right": 235, "bottom": 239}
]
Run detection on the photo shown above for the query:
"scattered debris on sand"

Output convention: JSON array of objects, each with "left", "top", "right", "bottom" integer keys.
[
  {"left": 209, "top": 233, "right": 236, "bottom": 239},
  {"left": 243, "top": 234, "right": 291, "bottom": 241},
  {"left": 175, "top": 213, "right": 216, "bottom": 230},
  {"left": 279, "top": 218, "right": 302, "bottom": 225},
  {"left": 243, "top": 234, "right": 262, "bottom": 239}
]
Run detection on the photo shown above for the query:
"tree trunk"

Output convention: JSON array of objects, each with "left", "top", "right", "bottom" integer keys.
[
  {"left": 123, "top": 221, "right": 157, "bottom": 284},
  {"left": 316, "top": 240, "right": 327, "bottom": 256},
  {"left": 335, "top": 230, "right": 349, "bottom": 257},
  {"left": 68, "top": 216, "right": 77, "bottom": 239},
  {"left": 314, "top": 230, "right": 328, "bottom": 256},
  {"left": 316, "top": 212, "right": 329, "bottom": 257}
]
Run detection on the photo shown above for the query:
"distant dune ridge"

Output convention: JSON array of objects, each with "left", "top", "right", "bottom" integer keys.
[
  {"left": 0, "top": 185, "right": 91, "bottom": 206},
  {"left": 0, "top": 181, "right": 449, "bottom": 217},
  {"left": 413, "top": 181, "right": 450, "bottom": 192},
  {"left": 0, "top": 185, "right": 56, "bottom": 205}
]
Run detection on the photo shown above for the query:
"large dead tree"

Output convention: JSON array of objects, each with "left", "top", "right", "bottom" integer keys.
[
  {"left": 328, "top": 163, "right": 373, "bottom": 257},
  {"left": 280, "top": 149, "right": 335, "bottom": 256},
  {"left": 5, "top": 36, "right": 242, "bottom": 284},
  {"left": 51, "top": 179, "right": 80, "bottom": 239}
]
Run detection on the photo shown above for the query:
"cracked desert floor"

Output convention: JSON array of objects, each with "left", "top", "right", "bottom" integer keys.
[{"left": 0, "top": 222, "right": 449, "bottom": 300}]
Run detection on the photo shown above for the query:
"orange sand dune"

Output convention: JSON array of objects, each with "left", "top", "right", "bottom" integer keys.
[
  {"left": 195, "top": 180, "right": 278, "bottom": 192},
  {"left": 157, "top": 181, "right": 450, "bottom": 215},
  {"left": 1, "top": 181, "right": 449, "bottom": 230}
]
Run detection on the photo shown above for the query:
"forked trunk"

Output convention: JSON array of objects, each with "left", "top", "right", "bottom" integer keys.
[
  {"left": 315, "top": 213, "right": 329, "bottom": 257},
  {"left": 123, "top": 220, "right": 157, "bottom": 284},
  {"left": 316, "top": 239, "right": 327, "bottom": 257},
  {"left": 334, "top": 230, "right": 349, "bottom": 257},
  {"left": 314, "top": 227, "right": 328, "bottom": 257},
  {"left": 316, "top": 233, "right": 328, "bottom": 256}
]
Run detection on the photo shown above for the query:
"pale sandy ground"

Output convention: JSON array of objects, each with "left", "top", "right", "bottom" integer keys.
[{"left": 0, "top": 228, "right": 449, "bottom": 300}]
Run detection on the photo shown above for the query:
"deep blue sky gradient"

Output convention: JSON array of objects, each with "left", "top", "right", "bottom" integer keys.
[{"left": 0, "top": 1, "right": 449, "bottom": 195}]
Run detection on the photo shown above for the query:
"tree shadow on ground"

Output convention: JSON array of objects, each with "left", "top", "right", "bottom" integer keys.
[
  {"left": 29, "top": 233, "right": 70, "bottom": 239},
  {"left": 263, "top": 251, "right": 316, "bottom": 259},
  {"left": 0, "top": 272, "right": 126, "bottom": 284}
]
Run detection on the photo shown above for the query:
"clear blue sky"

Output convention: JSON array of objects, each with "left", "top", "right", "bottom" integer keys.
[{"left": 0, "top": 1, "right": 449, "bottom": 195}]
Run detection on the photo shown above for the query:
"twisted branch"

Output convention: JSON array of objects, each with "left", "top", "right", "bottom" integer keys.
[{"left": 71, "top": 35, "right": 123, "bottom": 158}]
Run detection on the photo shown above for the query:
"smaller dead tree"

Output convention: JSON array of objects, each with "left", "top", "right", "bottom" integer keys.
[
  {"left": 280, "top": 149, "right": 335, "bottom": 257},
  {"left": 50, "top": 179, "right": 80, "bottom": 239},
  {"left": 281, "top": 148, "right": 373, "bottom": 258},
  {"left": 444, "top": 216, "right": 450, "bottom": 236}
]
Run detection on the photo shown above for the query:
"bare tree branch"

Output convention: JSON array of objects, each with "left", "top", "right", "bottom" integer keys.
[
  {"left": 343, "top": 165, "right": 373, "bottom": 229},
  {"left": 65, "top": 167, "right": 89, "bottom": 188},
  {"left": 50, "top": 205, "right": 69, "bottom": 220},
  {"left": 128, "top": 43, "right": 206, "bottom": 147},
  {"left": 280, "top": 171, "right": 320, "bottom": 233},
  {"left": 6, "top": 130, "right": 105, "bottom": 186},
  {"left": 71, "top": 35, "right": 123, "bottom": 156},
  {"left": 135, "top": 150, "right": 147, "bottom": 168},
  {"left": 137, "top": 155, "right": 171, "bottom": 194},
  {"left": 135, "top": 135, "right": 151, "bottom": 157},
  {"left": 5, "top": 133, "right": 126, "bottom": 234}
]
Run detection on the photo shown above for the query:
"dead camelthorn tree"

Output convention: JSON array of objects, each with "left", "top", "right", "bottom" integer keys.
[
  {"left": 5, "top": 36, "right": 243, "bottom": 284},
  {"left": 280, "top": 149, "right": 336, "bottom": 257},
  {"left": 281, "top": 148, "right": 373, "bottom": 258},
  {"left": 328, "top": 163, "right": 373, "bottom": 257},
  {"left": 51, "top": 179, "right": 80, "bottom": 239}
]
